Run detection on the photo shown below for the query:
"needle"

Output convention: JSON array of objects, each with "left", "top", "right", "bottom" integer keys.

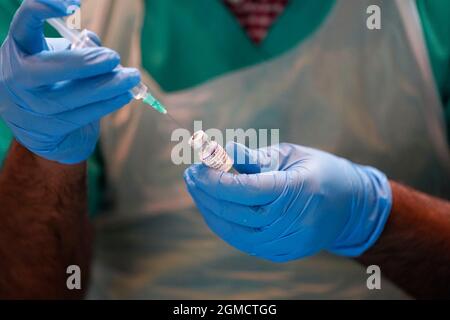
[{"left": 165, "top": 113, "right": 186, "bottom": 129}]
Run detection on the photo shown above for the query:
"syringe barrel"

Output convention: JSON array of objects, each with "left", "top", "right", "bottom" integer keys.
[
  {"left": 70, "top": 29, "right": 97, "bottom": 49},
  {"left": 68, "top": 29, "right": 148, "bottom": 100}
]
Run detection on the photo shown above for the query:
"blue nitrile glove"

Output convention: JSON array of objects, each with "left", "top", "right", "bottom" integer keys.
[
  {"left": 184, "top": 142, "right": 392, "bottom": 262},
  {"left": 0, "top": 0, "right": 140, "bottom": 164}
]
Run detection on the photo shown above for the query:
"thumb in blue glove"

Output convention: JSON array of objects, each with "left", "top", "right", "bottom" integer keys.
[
  {"left": 0, "top": 0, "right": 141, "bottom": 164},
  {"left": 184, "top": 142, "right": 392, "bottom": 262}
]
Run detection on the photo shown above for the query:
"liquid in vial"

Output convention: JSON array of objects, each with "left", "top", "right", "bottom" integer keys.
[{"left": 189, "top": 130, "right": 234, "bottom": 172}]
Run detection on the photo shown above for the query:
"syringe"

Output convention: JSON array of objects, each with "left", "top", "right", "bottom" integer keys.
[{"left": 47, "top": 18, "right": 168, "bottom": 115}]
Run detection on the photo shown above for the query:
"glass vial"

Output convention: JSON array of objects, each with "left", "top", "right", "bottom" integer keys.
[{"left": 189, "top": 130, "right": 234, "bottom": 172}]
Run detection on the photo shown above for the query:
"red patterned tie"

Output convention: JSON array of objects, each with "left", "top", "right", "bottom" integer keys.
[{"left": 223, "top": 0, "right": 289, "bottom": 44}]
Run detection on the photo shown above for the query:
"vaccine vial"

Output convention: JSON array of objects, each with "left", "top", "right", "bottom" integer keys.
[{"left": 189, "top": 130, "right": 234, "bottom": 172}]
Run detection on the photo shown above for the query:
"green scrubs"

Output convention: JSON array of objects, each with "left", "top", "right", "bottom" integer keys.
[{"left": 0, "top": 0, "right": 449, "bottom": 214}]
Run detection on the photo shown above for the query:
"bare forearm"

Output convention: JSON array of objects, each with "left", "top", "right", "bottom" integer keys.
[
  {"left": 357, "top": 181, "right": 450, "bottom": 299},
  {"left": 0, "top": 141, "right": 92, "bottom": 299}
]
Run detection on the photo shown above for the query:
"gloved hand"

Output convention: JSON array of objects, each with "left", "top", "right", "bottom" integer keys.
[
  {"left": 0, "top": 0, "right": 140, "bottom": 164},
  {"left": 184, "top": 142, "right": 392, "bottom": 262}
]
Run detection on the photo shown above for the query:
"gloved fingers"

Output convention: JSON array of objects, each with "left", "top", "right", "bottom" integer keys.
[
  {"left": 17, "top": 47, "right": 120, "bottom": 87},
  {"left": 40, "top": 68, "right": 140, "bottom": 112},
  {"left": 252, "top": 231, "right": 316, "bottom": 262},
  {"left": 252, "top": 238, "right": 293, "bottom": 262},
  {"left": 45, "top": 123, "right": 100, "bottom": 164},
  {"left": 55, "top": 92, "right": 133, "bottom": 128},
  {"left": 10, "top": 0, "right": 80, "bottom": 54},
  {"left": 184, "top": 170, "right": 281, "bottom": 228},
  {"left": 10, "top": 120, "right": 99, "bottom": 164},
  {"left": 226, "top": 142, "right": 279, "bottom": 173},
  {"left": 201, "top": 208, "right": 258, "bottom": 257},
  {"left": 226, "top": 142, "right": 261, "bottom": 174},
  {"left": 2, "top": 91, "right": 129, "bottom": 137},
  {"left": 7, "top": 120, "right": 57, "bottom": 149},
  {"left": 186, "top": 172, "right": 295, "bottom": 252},
  {"left": 184, "top": 164, "right": 287, "bottom": 206},
  {"left": 4, "top": 110, "right": 74, "bottom": 140},
  {"left": 185, "top": 172, "right": 258, "bottom": 254}
]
